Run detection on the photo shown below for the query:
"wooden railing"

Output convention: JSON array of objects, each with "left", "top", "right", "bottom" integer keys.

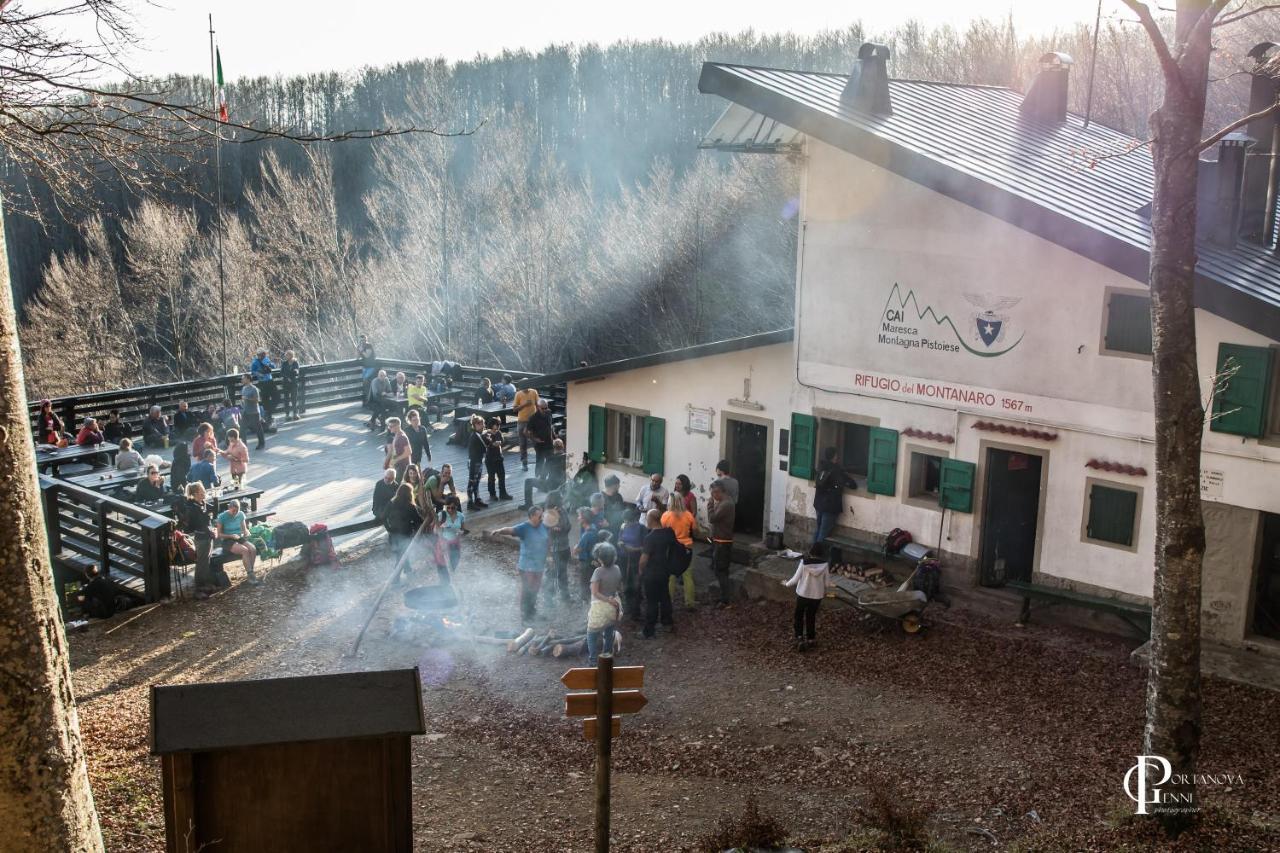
[
  {"left": 39, "top": 476, "right": 173, "bottom": 603},
  {"left": 29, "top": 359, "right": 542, "bottom": 431}
]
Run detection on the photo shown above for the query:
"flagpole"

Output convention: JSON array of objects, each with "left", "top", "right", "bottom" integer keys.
[{"left": 208, "top": 13, "right": 228, "bottom": 376}]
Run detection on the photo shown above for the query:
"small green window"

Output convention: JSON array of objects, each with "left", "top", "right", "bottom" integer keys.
[
  {"left": 641, "top": 416, "right": 666, "bottom": 476},
  {"left": 789, "top": 413, "right": 816, "bottom": 480},
  {"left": 1086, "top": 484, "right": 1138, "bottom": 547},
  {"left": 938, "top": 459, "right": 976, "bottom": 513},
  {"left": 587, "top": 405, "right": 607, "bottom": 462},
  {"left": 866, "top": 427, "right": 899, "bottom": 496},
  {"left": 1210, "top": 343, "right": 1275, "bottom": 438},
  {"left": 1104, "top": 292, "right": 1152, "bottom": 355}
]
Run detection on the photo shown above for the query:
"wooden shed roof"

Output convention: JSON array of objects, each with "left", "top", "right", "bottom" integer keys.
[{"left": 150, "top": 668, "right": 425, "bottom": 754}]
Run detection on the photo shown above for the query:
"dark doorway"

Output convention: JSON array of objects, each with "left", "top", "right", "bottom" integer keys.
[
  {"left": 979, "top": 448, "right": 1043, "bottom": 585},
  {"left": 1251, "top": 513, "right": 1280, "bottom": 640},
  {"left": 726, "top": 419, "right": 767, "bottom": 536}
]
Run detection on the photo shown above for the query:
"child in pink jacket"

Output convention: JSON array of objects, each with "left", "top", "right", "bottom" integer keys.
[{"left": 783, "top": 545, "right": 834, "bottom": 651}]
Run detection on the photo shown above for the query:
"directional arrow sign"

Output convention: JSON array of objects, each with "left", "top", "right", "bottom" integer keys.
[
  {"left": 565, "top": 690, "right": 648, "bottom": 717},
  {"left": 561, "top": 665, "right": 645, "bottom": 691},
  {"left": 582, "top": 716, "right": 621, "bottom": 741}
]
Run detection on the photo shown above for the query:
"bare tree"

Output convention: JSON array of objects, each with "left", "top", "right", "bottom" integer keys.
[
  {"left": 0, "top": 2, "right": 460, "bottom": 849},
  {"left": 1118, "top": 0, "right": 1280, "bottom": 833},
  {"left": 21, "top": 218, "right": 142, "bottom": 396}
]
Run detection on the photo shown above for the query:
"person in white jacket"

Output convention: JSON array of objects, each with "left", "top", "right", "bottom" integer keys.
[{"left": 782, "top": 545, "right": 835, "bottom": 650}]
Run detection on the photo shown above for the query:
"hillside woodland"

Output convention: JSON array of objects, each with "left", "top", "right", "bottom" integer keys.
[{"left": 9, "top": 16, "right": 1270, "bottom": 396}]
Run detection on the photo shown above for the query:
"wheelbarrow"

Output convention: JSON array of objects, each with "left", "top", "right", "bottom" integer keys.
[{"left": 831, "top": 569, "right": 928, "bottom": 634}]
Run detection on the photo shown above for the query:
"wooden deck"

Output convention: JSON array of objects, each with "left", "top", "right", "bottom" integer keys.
[{"left": 85, "top": 401, "right": 541, "bottom": 538}]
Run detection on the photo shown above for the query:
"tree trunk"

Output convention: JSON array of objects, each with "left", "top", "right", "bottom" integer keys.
[
  {"left": 1142, "top": 2, "right": 1212, "bottom": 832},
  {"left": 0, "top": 196, "right": 104, "bottom": 850}
]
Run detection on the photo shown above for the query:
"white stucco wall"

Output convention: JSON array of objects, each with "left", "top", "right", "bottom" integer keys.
[
  {"left": 564, "top": 343, "right": 794, "bottom": 533},
  {"left": 785, "top": 138, "right": 1280, "bottom": 602}
]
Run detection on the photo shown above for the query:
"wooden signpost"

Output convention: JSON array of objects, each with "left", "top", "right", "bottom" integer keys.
[{"left": 563, "top": 657, "right": 646, "bottom": 853}]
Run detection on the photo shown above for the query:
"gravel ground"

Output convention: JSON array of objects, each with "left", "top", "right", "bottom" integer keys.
[{"left": 69, "top": 536, "right": 1280, "bottom": 851}]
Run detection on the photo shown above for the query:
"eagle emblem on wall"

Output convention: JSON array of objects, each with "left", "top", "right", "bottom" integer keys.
[{"left": 963, "top": 293, "right": 1022, "bottom": 348}]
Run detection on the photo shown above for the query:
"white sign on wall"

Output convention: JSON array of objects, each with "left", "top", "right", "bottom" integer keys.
[
  {"left": 686, "top": 405, "right": 715, "bottom": 437},
  {"left": 1200, "top": 468, "right": 1224, "bottom": 499}
]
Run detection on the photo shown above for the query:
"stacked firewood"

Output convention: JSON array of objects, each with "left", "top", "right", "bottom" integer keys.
[{"left": 830, "top": 561, "right": 891, "bottom": 585}]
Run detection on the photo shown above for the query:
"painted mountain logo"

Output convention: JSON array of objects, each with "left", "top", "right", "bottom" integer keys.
[{"left": 878, "top": 283, "right": 1024, "bottom": 357}]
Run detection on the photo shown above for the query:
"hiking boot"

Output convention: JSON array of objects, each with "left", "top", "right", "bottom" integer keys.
[
  {"left": 471, "top": 499, "right": 489, "bottom": 509},
  {"left": 499, "top": 493, "right": 514, "bottom": 500}
]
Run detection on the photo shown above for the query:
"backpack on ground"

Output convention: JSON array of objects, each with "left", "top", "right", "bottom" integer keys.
[
  {"left": 884, "top": 527, "right": 913, "bottom": 555},
  {"left": 170, "top": 530, "right": 197, "bottom": 565},
  {"left": 272, "top": 520, "right": 311, "bottom": 550},
  {"left": 303, "top": 522, "right": 339, "bottom": 568}
]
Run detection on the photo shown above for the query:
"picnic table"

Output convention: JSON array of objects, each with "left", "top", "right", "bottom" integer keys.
[
  {"left": 64, "top": 464, "right": 170, "bottom": 493},
  {"left": 144, "top": 485, "right": 265, "bottom": 517},
  {"left": 450, "top": 401, "right": 515, "bottom": 444},
  {"left": 34, "top": 442, "right": 120, "bottom": 475}
]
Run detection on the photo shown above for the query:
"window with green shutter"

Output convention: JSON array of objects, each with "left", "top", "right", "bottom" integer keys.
[
  {"left": 1211, "top": 343, "right": 1275, "bottom": 437},
  {"left": 789, "top": 413, "right": 816, "bottom": 479},
  {"left": 587, "top": 405, "right": 607, "bottom": 462},
  {"left": 938, "top": 459, "right": 976, "bottom": 513},
  {"left": 641, "top": 416, "right": 665, "bottom": 475},
  {"left": 866, "top": 427, "right": 899, "bottom": 496},
  {"left": 1104, "top": 291, "right": 1153, "bottom": 356},
  {"left": 1086, "top": 483, "right": 1139, "bottom": 547}
]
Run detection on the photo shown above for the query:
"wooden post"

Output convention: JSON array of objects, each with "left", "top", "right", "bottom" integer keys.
[
  {"left": 96, "top": 500, "right": 110, "bottom": 577},
  {"left": 594, "top": 654, "right": 613, "bottom": 853}
]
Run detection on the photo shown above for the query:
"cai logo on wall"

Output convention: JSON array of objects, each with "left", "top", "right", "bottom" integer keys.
[{"left": 878, "top": 283, "right": 1024, "bottom": 357}]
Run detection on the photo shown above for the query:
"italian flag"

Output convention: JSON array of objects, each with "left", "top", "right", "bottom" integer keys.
[{"left": 216, "top": 48, "right": 228, "bottom": 122}]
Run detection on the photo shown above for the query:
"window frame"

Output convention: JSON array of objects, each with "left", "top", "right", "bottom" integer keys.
[
  {"left": 604, "top": 405, "right": 647, "bottom": 470},
  {"left": 1080, "top": 477, "right": 1143, "bottom": 553},
  {"left": 903, "top": 446, "right": 948, "bottom": 511},
  {"left": 813, "top": 411, "right": 879, "bottom": 494},
  {"left": 1099, "top": 286, "right": 1154, "bottom": 360}
]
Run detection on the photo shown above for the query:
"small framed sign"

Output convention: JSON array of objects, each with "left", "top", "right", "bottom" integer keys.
[{"left": 686, "top": 405, "right": 715, "bottom": 437}]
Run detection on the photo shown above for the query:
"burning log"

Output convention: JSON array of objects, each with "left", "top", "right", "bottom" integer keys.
[
  {"left": 518, "top": 634, "right": 546, "bottom": 656},
  {"left": 507, "top": 628, "right": 535, "bottom": 653},
  {"left": 551, "top": 638, "right": 587, "bottom": 658}
]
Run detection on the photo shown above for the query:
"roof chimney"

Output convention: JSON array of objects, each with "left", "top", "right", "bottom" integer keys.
[
  {"left": 1019, "top": 52, "right": 1074, "bottom": 124},
  {"left": 840, "top": 43, "right": 892, "bottom": 115},
  {"left": 1238, "top": 42, "right": 1279, "bottom": 245},
  {"left": 1199, "top": 133, "right": 1253, "bottom": 249}
]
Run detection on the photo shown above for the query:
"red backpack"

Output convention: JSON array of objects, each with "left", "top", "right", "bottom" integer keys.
[
  {"left": 304, "top": 523, "right": 340, "bottom": 568},
  {"left": 884, "top": 528, "right": 913, "bottom": 556}
]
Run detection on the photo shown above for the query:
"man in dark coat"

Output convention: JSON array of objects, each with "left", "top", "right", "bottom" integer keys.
[
  {"left": 527, "top": 399, "right": 555, "bottom": 477},
  {"left": 812, "top": 447, "right": 850, "bottom": 546},
  {"left": 372, "top": 469, "right": 398, "bottom": 524}
]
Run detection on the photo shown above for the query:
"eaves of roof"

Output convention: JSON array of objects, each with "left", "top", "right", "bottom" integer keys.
[{"left": 541, "top": 328, "right": 794, "bottom": 387}]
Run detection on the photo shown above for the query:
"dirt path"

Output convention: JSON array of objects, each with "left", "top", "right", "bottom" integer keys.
[{"left": 70, "top": 538, "right": 1280, "bottom": 851}]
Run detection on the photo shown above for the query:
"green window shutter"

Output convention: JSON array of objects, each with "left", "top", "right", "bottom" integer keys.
[
  {"left": 1211, "top": 344, "right": 1275, "bottom": 437},
  {"left": 788, "top": 413, "right": 816, "bottom": 479},
  {"left": 587, "top": 405, "right": 607, "bottom": 462},
  {"left": 866, "top": 427, "right": 899, "bottom": 496},
  {"left": 1087, "top": 484, "right": 1138, "bottom": 547},
  {"left": 641, "top": 416, "right": 665, "bottom": 475},
  {"left": 1105, "top": 292, "right": 1152, "bottom": 355},
  {"left": 938, "top": 459, "right": 976, "bottom": 513}
]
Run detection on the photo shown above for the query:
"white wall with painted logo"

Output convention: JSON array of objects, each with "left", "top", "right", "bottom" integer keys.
[
  {"left": 787, "top": 138, "right": 1280, "bottom": 608},
  {"left": 563, "top": 343, "right": 794, "bottom": 533}
]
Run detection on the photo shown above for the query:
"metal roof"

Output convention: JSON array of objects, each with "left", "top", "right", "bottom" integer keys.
[
  {"left": 539, "top": 328, "right": 794, "bottom": 386},
  {"left": 698, "top": 62, "right": 1280, "bottom": 340},
  {"left": 699, "top": 102, "right": 802, "bottom": 153}
]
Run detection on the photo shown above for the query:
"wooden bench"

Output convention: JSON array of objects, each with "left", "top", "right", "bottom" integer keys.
[{"left": 1007, "top": 580, "right": 1151, "bottom": 637}]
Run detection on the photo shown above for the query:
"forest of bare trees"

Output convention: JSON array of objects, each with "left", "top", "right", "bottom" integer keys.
[{"left": 9, "top": 14, "right": 1271, "bottom": 395}]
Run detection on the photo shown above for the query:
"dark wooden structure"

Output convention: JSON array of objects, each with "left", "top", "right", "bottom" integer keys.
[{"left": 151, "top": 668, "right": 425, "bottom": 853}]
